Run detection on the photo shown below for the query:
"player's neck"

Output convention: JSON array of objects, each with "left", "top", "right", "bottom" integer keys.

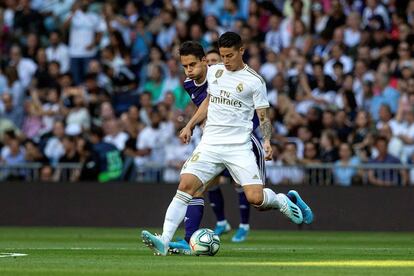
[{"left": 232, "top": 62, "right": 246, "bottom": 72}]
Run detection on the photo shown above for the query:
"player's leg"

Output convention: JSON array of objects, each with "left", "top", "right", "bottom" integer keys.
[
  {"left": 169, "top": 187, "right": 204, "bottom": 254},
  {"left": 242, "top": 184, "right": 302, "bottom": 224},
  {"left": 142, "top": 173, "right": 202, "bottom": 255},
  {"left": 225, "top": 146, "right": 303, "bottom": 224},
  {"left": 231, "top": 134, "right": 263, "bottom": 242},
  {"left": 208, "top": 175, "right": 231, "bottom": 235},
  {"left": 142, "top": 145, "right": 225, "bottom": 256},
  {"left": 231, "top": 184, "right": 250, "bottom": 242}
]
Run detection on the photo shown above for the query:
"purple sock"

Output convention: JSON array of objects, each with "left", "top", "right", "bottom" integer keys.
[
  {"left": 208, "top": 187, "right": 225, "bottom": 221},
  {"left": 237, "top": 190, "right": 250, "bottom": 224},
  {"left": 184, "top": 197, "right": 204, "bottom": 242}
]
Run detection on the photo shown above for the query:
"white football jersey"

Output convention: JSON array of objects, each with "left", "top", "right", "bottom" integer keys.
[{"left": 202, "top": 64, "right": 269, "bottom": 145}]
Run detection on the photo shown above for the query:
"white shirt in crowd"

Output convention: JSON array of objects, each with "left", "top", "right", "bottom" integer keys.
[
  {"left": 324, "top": 55, "right": 354, "bottom": 79},
  {"left": 66, "top": 108, "right": 91, "bottom": 130},
  {"left": 16, "top": 58, "right": 37, "bottom": 89},
  {"left": 44, "top": 137, "right": 65, "bottom": 165},
  {"left": 104, "top": 131, "right": 129, "bottom": 151},
  {"left": 46, "top": 43, "right": 70, "bottom": 73},
  {"left": 344, "top": 28, "right": 361, "bottom": 48},
  {"left": 163, "top": 136, "right": 194, "bottom": 183},
  {"left": 265, "top": 159, "right": 304, "bottom": 185},
  {"left": 134, "top": 126, "right": 165, "bottom": 167},
  {"left": 68, "top": 10, "right": 106, "bottom": 58}
]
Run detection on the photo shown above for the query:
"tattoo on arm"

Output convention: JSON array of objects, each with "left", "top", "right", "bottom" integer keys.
[
  {"left": 258, "top": 109, "right": 272, "bottom": 140},
  {"left": 260, "top": 120, "right": 272, "bottom": 140}
]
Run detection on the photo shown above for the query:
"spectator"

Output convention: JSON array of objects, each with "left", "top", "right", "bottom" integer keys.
[
  {"left": 163, "top": 120, "right": 194, "bottom": 183},
  {"left": 63, "top": 0, "right": 105, "bottom": 85},
  {"left": 0, "top": 137, "right": 25, "bottom": 180},
  {"left": 80, "top": 126, "right": 123, "bottom": 182},
  {"left": 3, "top": 66, "right": 24, "bottom": 108},
  {"left": 320, "top": 129, "right": 339, "bottom": 163},
  {"left": 267, "top": 141, "right": 303, "bottom": 185},
  {"left": 62, "top": 87, "right": 91, "bottom": 130},
  {"left": 103, "top": 117, "right": 129, "bottom": 151},
  {"left": 362, "top": 0, "right": 390, "bottom": 30},
  {"left": 264, "top": 14, "right": 283, "bottom": 54},
  {"left": 8, "top": 45, "right": 37, "bottom": 89},
  {"left": 368, "top": 136, "right": 407, "bottom": 186},
  {"left": 45, "top": 31, "right": 70, "bottom": 73},
  {"left": 143, "top": 64, "right": 165, "bottom": 104},
  {"left": 333, "top": 143, "right": 360, "bottom": 186},
  {"left": 0, "top": 92, "right": 24, "bottom": 128},
  {"left": 156, "top": 9, "right": 177, "bottom": 53},
  {"left": 24, "top": 139, "right": 48, "bottom": 164},
  {"left": 134, "top": 108, "right": 166, "bottom": 180},
  {"left": 43, "top": 120, "right": 65, "bottom": 166}
]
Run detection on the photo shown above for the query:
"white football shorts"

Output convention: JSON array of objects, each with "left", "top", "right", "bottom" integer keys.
[{"left": 180, "top": 142, "right": 264, "bottom": 186}]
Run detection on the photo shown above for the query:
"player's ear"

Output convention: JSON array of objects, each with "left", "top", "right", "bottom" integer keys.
[
  {"left": 239, "top": 46, "right": 245, "bottom": 56},
  {"left": 201, "top": 56, "right": 207, "bottom": 63}
]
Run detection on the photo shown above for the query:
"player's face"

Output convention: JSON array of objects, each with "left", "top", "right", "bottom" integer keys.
[
  {"left": 180, "top": 54, "right": 206, "bottom": 81},
  {"left": 206, "top": 52, "right": 221, "bottom": 66},
  {"left": 219, "top": 46, "right": 245, "bottom": 71}
]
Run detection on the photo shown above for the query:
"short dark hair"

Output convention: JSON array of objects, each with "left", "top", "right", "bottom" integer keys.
[
  {"left": 91, "top": 126, "right": 104, "bottom": 140},
  {"left": 218, "top": 32, "right": 243, "bottom": 49},
  {"left": 206, "top": 48, "right": 220, "bottom": 56},
  {"left": 179, "top": 41, "right": 205, "bottom": 60}
]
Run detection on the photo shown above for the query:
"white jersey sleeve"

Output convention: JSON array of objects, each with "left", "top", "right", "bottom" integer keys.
[{"left": 253, "top": 79, "right": 270, "bottom": 110}]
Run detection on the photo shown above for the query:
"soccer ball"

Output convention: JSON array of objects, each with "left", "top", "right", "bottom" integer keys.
[{"left": 189, "top": 228, "right": 220, "bottom": 256}]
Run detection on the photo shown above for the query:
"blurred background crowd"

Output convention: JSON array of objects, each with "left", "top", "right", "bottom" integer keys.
[{"left": 0, "top": 0, "right": 414, "bottom": 186}]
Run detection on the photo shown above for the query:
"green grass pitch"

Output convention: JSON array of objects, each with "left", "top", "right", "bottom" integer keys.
[{"left": 1, "top": 227, "right": 414, "bottom": 275}]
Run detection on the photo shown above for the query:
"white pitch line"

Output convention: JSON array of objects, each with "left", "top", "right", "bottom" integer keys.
[
  {"left": 0, "top": 253, "right": 28, "bottom": 258},
  {"left": 2, "top": 247, "right": 411, "bottom": 252}
]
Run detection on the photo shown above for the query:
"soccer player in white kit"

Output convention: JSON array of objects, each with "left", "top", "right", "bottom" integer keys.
[{"left": 142, "top": 32, "right": 311, "bottom": 256}]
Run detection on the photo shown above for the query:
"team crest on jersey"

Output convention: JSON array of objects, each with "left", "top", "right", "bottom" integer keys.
[
  {"left": 215, "top": 69, "right": 223, "bottom": 78},
  {"left": 236, "top": 83, "right": 244, "bottom": 93}
]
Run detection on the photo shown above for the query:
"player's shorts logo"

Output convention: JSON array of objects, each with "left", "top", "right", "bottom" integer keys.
[
  {"left": 215, "top": 69, "right": 223, "bottom": 78},
  {"left": 236, "top": 83, "right": 244, "bottom": 93}
]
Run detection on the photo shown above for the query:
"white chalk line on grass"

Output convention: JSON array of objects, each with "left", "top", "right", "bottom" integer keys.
[
  {"left": 2, "top": 247, "right": 412, "bottom": 251},
  {"left": 0, "top": 253, "right": 28, "bottom": 258}
]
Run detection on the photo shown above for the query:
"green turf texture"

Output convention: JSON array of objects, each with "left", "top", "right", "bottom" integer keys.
[{"left": 0, "top": 227, "right": 413, "bottom": 275}]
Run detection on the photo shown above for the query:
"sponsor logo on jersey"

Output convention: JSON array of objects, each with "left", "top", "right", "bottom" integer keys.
[
  {"left": 236, "top": 83, "right": 243, "bottom": 93},
  {"left": 215, "top": 69, "right": 223, "bottom": 78},
  {"left": 210, "top": 95, "right": 242, "bottom": 108}
]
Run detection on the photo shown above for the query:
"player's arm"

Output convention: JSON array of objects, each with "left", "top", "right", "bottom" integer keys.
[
  {"left": 180, "top": 94, "right": 210, "bottom": 144},
  {"left": 256, "top": 107, "right": 273, "bottom": 161}
]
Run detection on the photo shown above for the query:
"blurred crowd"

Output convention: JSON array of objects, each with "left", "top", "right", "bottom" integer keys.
[{"left": 0, "top": 0, "right": 414, "bottom": 186}]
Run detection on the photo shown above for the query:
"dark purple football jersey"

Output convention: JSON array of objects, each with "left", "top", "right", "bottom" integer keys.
[{"left": 182, "top": 77, "right": 260, "bottom": 130}]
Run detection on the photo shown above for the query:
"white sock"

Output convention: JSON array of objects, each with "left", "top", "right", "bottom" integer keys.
[
  {"left": 258, "top": 188, "right": 285, "bottom": 210},
  {"left": 217, "top": 220, "right": 228, "bottom": 226},
  {"left": 161, "top": 190, "right": 192, "bottom": 244},
  {"left": 239, "top": 223, "right": 250, "bottom": 230}
]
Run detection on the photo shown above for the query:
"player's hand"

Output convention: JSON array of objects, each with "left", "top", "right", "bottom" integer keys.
[
  {"left": 263, "top": 140, "right": 273, "bottom": 161},
  {"left": 179, "top": 126, "right": 193, "bottom": 144}
]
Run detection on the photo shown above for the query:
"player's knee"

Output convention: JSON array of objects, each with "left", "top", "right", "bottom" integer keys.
[{"left": 178, "top": 174, "right": 203, "bottom": 195}]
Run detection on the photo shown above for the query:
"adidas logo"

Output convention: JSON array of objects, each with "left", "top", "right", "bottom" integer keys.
[
  {"left": 184, "top": 217, "right": 189, "bottom": 222},
  {"left": 253, "top": 175, "right": 259, "bottom": 179},
  {"left": 212, "top": 80, "right": 218, "bottom": 84},
  {"left": 191, "top": 94, "right": 195, "bottom": 99}
]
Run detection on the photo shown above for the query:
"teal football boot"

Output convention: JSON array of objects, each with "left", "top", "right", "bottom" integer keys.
[
  {"left": 141, "top": 230, "right": 168, "bottom": 256},
  {"left": 287, "top": 190, "right": 314, "bottom": 224}
]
